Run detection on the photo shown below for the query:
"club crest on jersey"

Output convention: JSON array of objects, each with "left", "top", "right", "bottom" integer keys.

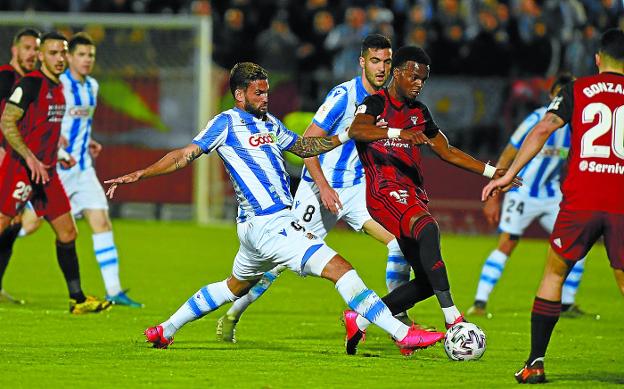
[
  {"left": 248, "top": 132, "right": 277, "bottom": 147},
  {"left": 410, "top": 115, "right": 418, "bottom": 125}
]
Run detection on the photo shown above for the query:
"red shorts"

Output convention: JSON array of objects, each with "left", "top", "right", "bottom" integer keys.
[
  {"left": 0, "top": 156, "right": 70, "bottom": 221},
  {"left": 366, "top": 186, "right": 430, "bottom": 238},
  {"left": 550, "top": 207, "right": 624, "bottom": 270}
]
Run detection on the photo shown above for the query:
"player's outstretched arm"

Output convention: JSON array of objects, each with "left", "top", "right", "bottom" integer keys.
[
  {"left": 105, "top": 143, "right": 203, "bottom": 199},
  {"left": 287, "top": 134, "right": 342, "bottom": 158},
  {"left": 482, "top": 144, "right": 517, "bottom": 225},
  {"left": 302, "top": 122, "right": 343, "bottom": 214},
  {"left": 0, "top": 103, "right": 50, "bottom": 184},
  {"left": 349, "top": 113, "right": 433, "bottom": 145},
  {"left": 482, "top": 113, "right": 563, "bottom": 200}
]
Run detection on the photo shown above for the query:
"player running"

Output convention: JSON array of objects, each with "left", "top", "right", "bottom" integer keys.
[
  {"left": 54, "top": 33, "right": 142, "bottom": 307},
  {"left": 467, "top": 74, "right": 587, "bottom": 318},
  {"left": 0, "top": 32, "right": 110, "bottom": 314},
  {"left": 216, "top": 34, "right": 415, "bottom": 343},
  {"left": 105, "top": 62, "right": 445, "bottom": 354},
  {"left": 0, "top": 28, "right": 40, "bottom": 304},
  {"left": 482, "top": 28, "right": 624, "bottom": 384},
  {"left": 342, "top": 46, "right": 520, "bottom": 355}
]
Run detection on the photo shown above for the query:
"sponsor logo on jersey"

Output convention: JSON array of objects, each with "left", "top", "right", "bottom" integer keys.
[
  {"left": 248, "top": 132, "right": 277, "bottom": 147},
  {"left": 540, "top": 146, "right": 569, "bottom": 158},
  {"left": 382, "top": 139, "right": 410, "bottom": 148},
  {"left": 579, "top": 160, "right": 624, "bottom": 175},
  {"left": 47, "top": 104, "right": 66, "bottom": 123}
]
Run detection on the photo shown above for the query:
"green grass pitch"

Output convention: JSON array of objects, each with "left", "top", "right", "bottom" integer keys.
[{"left": 0, "top": 220, "right": 622, "bottom": 388}]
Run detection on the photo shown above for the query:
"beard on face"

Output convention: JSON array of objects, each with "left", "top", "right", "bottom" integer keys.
[{"left": 244, "top": 101, "right": 267, "bottom": 118}]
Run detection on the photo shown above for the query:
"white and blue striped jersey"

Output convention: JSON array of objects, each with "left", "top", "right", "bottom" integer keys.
[
  {"left": 301, "top": 76, "right": 369, "bottom": 188},
  {"left": 59, "top": 69, "right": 98, "bottom": 171},
  {"left": 509, "top": 106, "right": 571, "bottom": 198},
  {"left": 192, "top": 108, "right": 299, "bottom": 222}
]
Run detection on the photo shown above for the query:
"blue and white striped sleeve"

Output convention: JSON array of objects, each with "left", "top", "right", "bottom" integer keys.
[
  {"left": 312, "top": 87, "right": 348, "bottom": 134},
  {"left": 509, "top": 110, "right": 542, "bottom": 149},
  {"left": 275, "top": 118, "right": 299, "bottom": 150},
  {"left": 192, "top": 113, "right": 229, "bottom": 153}
]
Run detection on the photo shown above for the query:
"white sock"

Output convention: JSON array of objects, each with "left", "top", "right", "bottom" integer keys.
[
  {"left": 162, "top": 280, "right": 238, "bottom": 338},
  {"left": 18, "top": 227, "right": 27, "bottom": 237},
  {"left": 562, "top": 258, "right": 585, "bottom": 305},
  {"left": 474, "top": 249, "right": 508, "bottom": 303},
  {"left": 335, "top": 269, "right": 406, "bottom": 340},
  {"left": 226, "top": 266, "right": 283, "bottom": 320},
  {"left": 386, "top": 239, "right": 411, "bottom": 293},
  {"left": 92, "top": 231, "right": 122, "bottom": 296},
  {"left": 442, "top": 306, "right": 462, "bottom": 324}
]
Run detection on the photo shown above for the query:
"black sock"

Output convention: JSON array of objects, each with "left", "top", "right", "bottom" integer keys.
[
  {"left": 561, "top": 303, "right": 571, "bottom": 312},
  {"left": 0, "top": 223, "right": 22, "bottom": 290},
  {"left": 528, "top": 297, "right": 561, "bottom": 365},
  {"left": 56, "top": 240, "right": 85, "bottom": 303},
  {"left": 410, "top": 220, "right": 454, "bottom": 307},
  {"left": 382, "top": 277, "right": 434, "bottom": 314}
]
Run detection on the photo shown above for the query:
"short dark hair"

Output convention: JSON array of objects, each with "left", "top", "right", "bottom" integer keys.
[
  {"left": 550, "top": 73, "right": 574, "bottom": 95},
  {"left": 13, "top": 28, "right": 40, "bottom": 45},
  {"left": 40, "top": 31, "right": 67, "bottom": 46},
  {"left": 391, "top": 46, "right": 431, "bottom": 71},
  {"left": 599, "top": 28, "right": 624, "bottom": 61},
  {"left": 68, "top": 32, "right": 95, "bottom": 53},
  {"left": 229, "top": 62, "right": 268, "bottom": 96},
  {"left": 361, "top": 34, "right": 391, "bottom": 57}
]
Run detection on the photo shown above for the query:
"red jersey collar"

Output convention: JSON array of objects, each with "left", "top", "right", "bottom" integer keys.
[{"left": 382, "top": 88, "right": 406, "bottom": 110}]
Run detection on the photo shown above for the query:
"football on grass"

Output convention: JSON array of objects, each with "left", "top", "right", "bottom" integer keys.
[{"left": 444, "top": 322, "right": 486, "bottom": 361}]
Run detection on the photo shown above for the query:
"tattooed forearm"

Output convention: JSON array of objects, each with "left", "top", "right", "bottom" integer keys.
[
  {"left": 0, "top": 104, "right": 30, "bottom": 159},
  {"left": 288, "top": 136, "right": 339, "bottom": 158},
  {"left": 184, "top": 147, "right": 202, "bottom": 164}
]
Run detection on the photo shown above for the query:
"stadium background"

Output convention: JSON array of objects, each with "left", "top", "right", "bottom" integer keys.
[{"left": 1, "top": 0, "right": 622, "bottom": 235}]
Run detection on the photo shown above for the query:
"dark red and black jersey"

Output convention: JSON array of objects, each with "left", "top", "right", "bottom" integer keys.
[
  {"left": 6, "top": 70, "right": 65, "bottom": 171},
  {"left": 547, "top": 72, "right": 624, "bottom": 214},
  {"left": 355, "top": 88, "right": 439, "bottom": 200},
  {"left": 0, "top": 64, "right": 21, "bottom": 145}
]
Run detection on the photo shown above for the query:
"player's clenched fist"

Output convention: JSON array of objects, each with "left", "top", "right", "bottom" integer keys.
[{"left": 398, "top": 129, "right": 433, "bottom": 146}]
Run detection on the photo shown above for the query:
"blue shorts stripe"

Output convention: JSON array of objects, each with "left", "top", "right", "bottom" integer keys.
[
  {"left": 485, "top": 260, "right": 504, "bottom": 273},
  {"left": 200, "top": 287, "right": 218, "bottom": 310},
  {"left": 479, "top": 275, "right": 498, "bottom": 285},
  {"left": 349, "top": 289, "right": 373, "bottom": 311},
  {"left": 95, "top": 246, "right": 116, "bottom": 256},
  {"left": 98, "top": 258, "right": 118, "bottom": 269},
  {"left": 570, "top": 265, "right": 584, "bottom": 274},
  {"left": 187, "top": 297, "right": 202, "bottom": 317},
  {"left": 364, "top": 299, "right": 386, "bottom": 323},
  {"left": 264, "top": 271, "right": 278, "bottom": 282},
  {"left": 386, "top": 271, "right": 410, "bottom": 281},
  {"left": 300, "top": 244, "right": 323, "bottom": 271}
]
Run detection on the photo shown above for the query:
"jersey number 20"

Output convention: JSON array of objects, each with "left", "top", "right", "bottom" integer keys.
[{"left": 581, "top": 103, "right": 624, "bottom": 159}]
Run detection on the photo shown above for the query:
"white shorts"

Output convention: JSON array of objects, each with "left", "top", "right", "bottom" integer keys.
[
  {"left": 292, "top": 180, "right": 372, "bottom": 238},
  {"left": 232, "top": 208, "right": 337, "bottom": 280},
  {"left": 57, "top": 167, "right": 108, "bottom": 216},
  {"left": 498, "top": 192, "right": 561, "bottom": 236}
]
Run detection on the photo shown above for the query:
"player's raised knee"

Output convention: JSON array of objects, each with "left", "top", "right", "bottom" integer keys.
[{"left": 320, "top": 254, "right": 354, "bottom": 283}]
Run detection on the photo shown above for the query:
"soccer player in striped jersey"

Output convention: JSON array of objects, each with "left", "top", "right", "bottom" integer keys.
[
  {"left": 54, "top": 33, "right": 142, "bottom": 307},
  {"left": 216, "top": 34, "right": 415, "bottom": 343},
  {"left": 0, "top": 28, "right": 39, "bottom": 304},
  {"left": 467, "top": 74, "right": 587, "bottom": 318},
  {"left": 106, "top": 62, "right": 445, "bottom": 353}
]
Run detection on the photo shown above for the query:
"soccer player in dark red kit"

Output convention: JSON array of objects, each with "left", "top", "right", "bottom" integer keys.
[
  {"left": 0, "top": 28, "right": 40, "bottom": 304},
  {"left": 483, "top": 28, "right": 624, "bottom": 384},
  {"left": 0, "top": 32, "right": 110, "bottom": 314},
  {"left": 342, "top": 45, "right": 519, "bottom": 355}
]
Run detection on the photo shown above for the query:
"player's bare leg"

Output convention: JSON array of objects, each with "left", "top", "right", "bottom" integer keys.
[
  {"left": 49, "top": 212, "right": 110, "bottom": 314},
  {"left": 469, "top": 233, "right": 518, "bottom": 316},
  {"left": 83, "top": 208, "right": 142, "bottom": 307},
  {"left": 515, "top": 247, "right": 572, "bottom": 384},
  {"left": 0, "top": 212, "right": 25, "bottom": 304},
  {"left": 614, "top": 268, "right": 624, "bottom": 296},
  {"left": 19, "top": 207, "right": 42, "bottom": 236}
]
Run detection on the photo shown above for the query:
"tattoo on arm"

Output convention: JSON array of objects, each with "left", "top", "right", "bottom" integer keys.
[
  {"left": 0, "top": 104, "right": 29, "bottom": 158},
  {"left": 288, "top": 136, "right": 338, "bottom": 158}
]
